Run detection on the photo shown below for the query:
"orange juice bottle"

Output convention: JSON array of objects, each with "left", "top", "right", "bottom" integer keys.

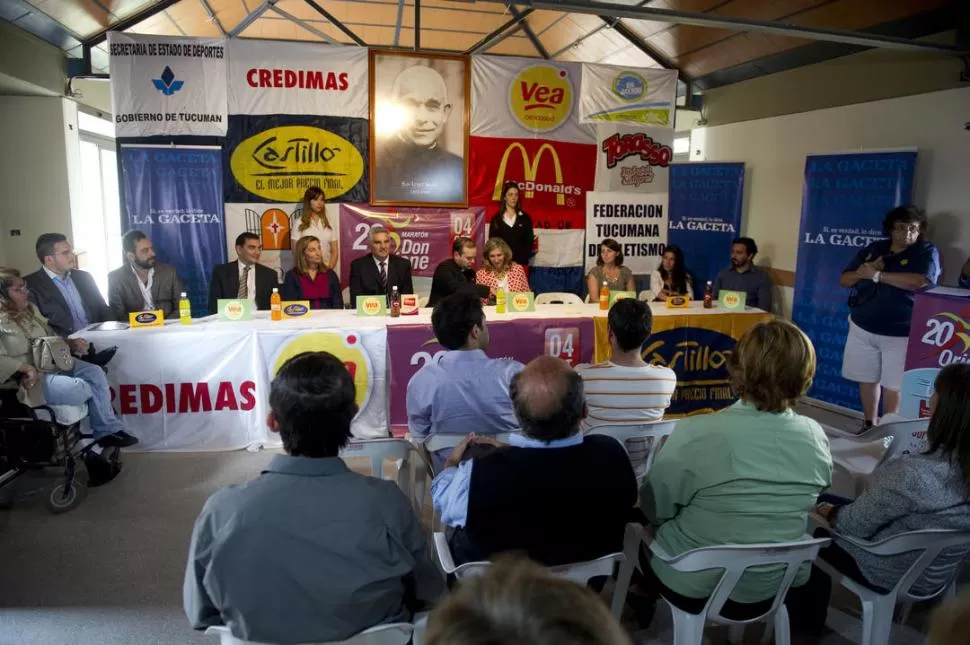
[
  {"left": 270, "top": 288, "right": 282, "bottom": 321},
  {"left": 599, "top": 280, "right": 609, "bottom": 310}
]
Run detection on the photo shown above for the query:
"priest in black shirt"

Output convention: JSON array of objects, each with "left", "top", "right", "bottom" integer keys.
[{"left": 427, "top": 237, "right": 490, "bottom": 308}]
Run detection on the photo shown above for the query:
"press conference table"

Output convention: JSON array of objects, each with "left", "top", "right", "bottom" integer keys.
[{"left": 80, "top": 302, "right": 771, "bottom": 452}]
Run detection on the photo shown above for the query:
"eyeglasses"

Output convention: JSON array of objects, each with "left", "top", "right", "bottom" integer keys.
[
  {"left": 892, "top": 223, "right": 920, "bottom": 234},
  {"left": 9, "top": 286, "right": 29, "bottom": 294}
]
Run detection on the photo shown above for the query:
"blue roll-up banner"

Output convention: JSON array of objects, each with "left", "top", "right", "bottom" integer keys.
[
  {"left": 792, "top": 150, "right": 917, "bottom": 411},
  {"left": 120, "top": 145, "right": 227, "bottom": 317},
  {"left": 668, "top": 163, "right": 744, "bottom": 299}
]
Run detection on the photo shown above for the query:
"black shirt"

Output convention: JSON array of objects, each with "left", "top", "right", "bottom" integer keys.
[
  {"left": 427, "top": 259, "right": 489, "bottom": 307},
  {"left": 488, "top": 211, "right": 534, "bottom": 267},
  {"left": 374, "top": 137, "right": 464, "bottom": 204}
]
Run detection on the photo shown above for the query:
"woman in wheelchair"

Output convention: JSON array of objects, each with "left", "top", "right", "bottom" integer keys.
[{"left": 0, "top": 268, "right": 137, "bottom": 448}]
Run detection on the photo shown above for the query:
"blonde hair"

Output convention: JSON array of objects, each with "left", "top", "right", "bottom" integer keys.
[
  {"left": 293, "top": 236, "right": 321, "bottom": 275},
  {"left": 0, "top": 267, "right": 32, "bottom": 323},
  {"left": 482, "top": 237, "right": 514, "bottom": 274},
  {"left": 298, "top": 186, "right": 331, "bottom": 232},
  {"left": 728, "top": 319, "right": 816, "bottom": 413},
  {"left": 426, "top": 558, "right": 631, "bottom": 645}
]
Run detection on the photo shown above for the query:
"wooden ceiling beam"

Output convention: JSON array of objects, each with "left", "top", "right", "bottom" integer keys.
[
  {"left": 303, "top": 0, "right": 366, "bottom": 46},
  {"left": 465, "top": 7, "right": 534, "bottom": 54},
  {"left": 508, "top": 4, "right": 548, "bottom": 59}
]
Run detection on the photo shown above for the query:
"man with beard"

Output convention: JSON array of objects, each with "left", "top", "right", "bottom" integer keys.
[
  {"left": 712, "top": 237, "right": 773, "bottom": 313},
  {"left": 108, "top": 230, "right": 185, "bottom": 320}
]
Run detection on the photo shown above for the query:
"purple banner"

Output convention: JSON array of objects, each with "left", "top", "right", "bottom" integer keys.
[{"left": 387, "top": 317, "right": 595, "bottom": 434}]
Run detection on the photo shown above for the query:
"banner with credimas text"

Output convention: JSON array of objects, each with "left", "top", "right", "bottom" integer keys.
[
  {"left": 585, "top": 192, "right": 668, "bottom": 276},
  {"left": 580, "top": 64, "right": 678, "bottom": 127},
  {"left": 119, "top": 145, "right": 226, "bottom": 317},
  {"left": 668, "top": 163, "right": 744, "bottom": 298},
  {"left": 792, "top": 150, "right": 917, "bottom": 411},
  {"left": 594, "top": 124, "right": 673, "bottom": 193},
  {"left": 108, "top": 32, "right": 227, "bottom": 137}
]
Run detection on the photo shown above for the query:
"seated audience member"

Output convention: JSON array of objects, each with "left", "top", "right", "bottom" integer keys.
[
  {"left": 0, "top": 268, "right": 137, "bottom": 447},
  {"left": 407, "top": 293, "right": 523, "bottom": 468},
  {"left": 586, "top": 239, "right": 636, "bottom": 299},
  {"left": 649, "top": 245, "right": 693, "bottom": 301},
  {"left": 432, "top": 356, "right": 637, "bottom": 566},
  {"left": 426, "top": 557, "right": 632, "bottom": 645},
  {"left": 184, "top": 351, "right": 442, "bottom": 644},
  {"left": 108, "top": 230, "right": 184, "bottom": 321},
  {"left": 712, "top": 237, "right": 773, "bottom": 312},
  {"left": 428, "top": 237, "right": 490, "bottom": 308},
  {"left": 961, "top": 256, "right": 970, "bottom": 289},
  {"left": 475, "top": 238, "right": 530, "bottom": 296},
  {"left": 635, "top": 320, "right": 831, "bottom": 625},
  {"left": 207, "top": 233, "right": 278, "bottom": 314},
  {"left": 348, "top": 225, "right": 414, "bottom": 307},
  {"left": 281, "top": 236, "right": 343, "bottom": 309},
  {"left": 788, "top": 362, "right": 970, "bottom": 636}
]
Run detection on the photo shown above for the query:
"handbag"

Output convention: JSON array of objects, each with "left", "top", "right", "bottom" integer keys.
[{"left": 31, "top": 336, "right": 76, "bottom": 373}]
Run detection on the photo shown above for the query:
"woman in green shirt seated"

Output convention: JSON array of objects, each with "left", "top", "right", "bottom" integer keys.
[{"left": 634, "top": 319, "right": 833, "bottom": 626}]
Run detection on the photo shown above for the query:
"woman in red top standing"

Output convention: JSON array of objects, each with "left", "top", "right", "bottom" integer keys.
[
  {"left": 281, "top": 236, "right": 343, "bottom": 309},
  {"left": 476, "top": 238, "right": 530, "bottom": 296},
  {"left": 488, "top": 182, "right": 535, "bottom": 270}
]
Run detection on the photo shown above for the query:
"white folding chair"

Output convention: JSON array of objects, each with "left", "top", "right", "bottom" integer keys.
[
  {"left": 815, "top": 529, "right": 970, "bottom": 645},
  {"left": 535, "top": 292, "right": 584, "bottom": 305},
  {"left": 206, "top": 622, "right": 413, "bottom": 645},
  {"left": 587, "top": 421, "right": 677, "bottom": 484},
  {"left": 339, "top": 438, "right": 429, "bottom": 515},
  {"left": 825, "top": 417, "right": 929, "bottom": 497},
  {"left": 637, "top": 290, "right": 654, "bottom": 302},
  {"left": 613, "top": 525, "right": 830, "bottom": 645}
]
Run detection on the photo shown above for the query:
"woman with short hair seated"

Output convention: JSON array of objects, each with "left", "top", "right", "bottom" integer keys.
[
  {"left": 475, "top": 238, "right": 530, "bottom": 297},
  {"left": 632, "top": 319, "right": 832, "bottom": 626},
  {"left": 0, "top": 268, "right": 137, "bottom": 447},
  {"left": 281, "top": 236, "right": 342, "bottom": 309}
]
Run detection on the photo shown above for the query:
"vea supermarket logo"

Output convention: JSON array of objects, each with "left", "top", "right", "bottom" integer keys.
[{"left": 152, "top": 66, "right": 184, "bottom": 96}]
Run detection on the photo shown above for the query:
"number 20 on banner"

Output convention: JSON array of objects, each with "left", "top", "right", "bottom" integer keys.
[{"left": 545, "top": 327, "right": 580, "bottom": 366}]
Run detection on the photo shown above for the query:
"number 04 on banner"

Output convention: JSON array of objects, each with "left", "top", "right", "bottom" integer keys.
[{"left": 545, "top": 327, "right": 581, "bottom": 367}]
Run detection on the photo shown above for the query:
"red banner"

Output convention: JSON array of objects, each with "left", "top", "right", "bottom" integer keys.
[{"left": 469, "top": 136, "right": 595, "bottom": 230}]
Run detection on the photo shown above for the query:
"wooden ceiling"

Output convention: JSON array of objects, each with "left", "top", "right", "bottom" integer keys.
[{"left": 2, "top": 0, "right": 958, "bottom": 87}]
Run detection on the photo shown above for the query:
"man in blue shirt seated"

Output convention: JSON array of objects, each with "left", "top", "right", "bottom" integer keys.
[
  {"left": 407, "top": 292, "right": 523, "bottom": 469},
  {"left": 184, "top": 351, "right": 443, "bottom": 644},
  {"left": 839, "top": 205, "right": 941, "bottom": 431},
  {"left": 431, "top": 355, "right": 638, "bottom": 566},
  {"left": 712, "top": 237, "right": 774, "bottom": 312}
]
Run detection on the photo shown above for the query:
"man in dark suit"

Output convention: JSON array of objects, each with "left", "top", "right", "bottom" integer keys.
[
  {"left": 108, "top": 230, "right": 184, "bottom": 321},
  {"left": 427, "top": 237, "right": 490, "bottom": 308},
  {"left": 348, "top": 226, "right": 414, "bottom": 307},
  {"left": 207, "top": 232, "right": 279, "bottom": 314}
]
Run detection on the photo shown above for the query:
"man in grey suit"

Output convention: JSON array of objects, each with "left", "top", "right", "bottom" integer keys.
[{"left": 108, "top": 230, "right": 184, "bottom": 321}]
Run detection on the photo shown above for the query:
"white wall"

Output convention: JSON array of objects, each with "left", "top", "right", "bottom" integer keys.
[{"left": 690, "top": 86, "right": 970, "bottom": 318}]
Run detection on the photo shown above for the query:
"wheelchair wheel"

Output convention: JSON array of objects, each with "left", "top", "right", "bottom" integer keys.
[{"left": 46, "top": 477, "right": 87, "bottom": 514}]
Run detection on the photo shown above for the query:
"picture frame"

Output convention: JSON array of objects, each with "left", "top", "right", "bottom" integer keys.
[{"left": 369, "top": 50, "right": 470, "bottom": 208}]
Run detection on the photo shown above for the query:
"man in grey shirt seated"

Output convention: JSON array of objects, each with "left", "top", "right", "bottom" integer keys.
[
  {"left": 712, "top": 237, "right": 774, "bottom": 313},
  {"left": 183, "top": 351, "right": 443, "bottom": 643}
]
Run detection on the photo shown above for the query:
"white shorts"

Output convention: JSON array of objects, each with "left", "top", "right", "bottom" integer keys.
[{"left": 841, "top": 318, "right": 908, "bottom": 392}]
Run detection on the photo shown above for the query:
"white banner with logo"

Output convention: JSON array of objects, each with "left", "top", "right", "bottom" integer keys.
[
  {"left": 227, "top": 40, "right": 368, "bottom": 118},
  {"left": 108, "top": 32, "right": 227, "bottom": 137},
  {"left": 594, "top": 124, "right": 674, "bottom": 193},
  {"left": 471, "top": 55, "right": 594, "bottom": 144},
  {"left": 580, "top": 64, "right": 677, "bottom": 128},
  {"left": 585, "top": 191, "right": 669, "bottom": 275}
]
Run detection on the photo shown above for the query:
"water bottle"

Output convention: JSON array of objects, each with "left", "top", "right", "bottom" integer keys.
[
  {"left": 270, "top": 288, "right": 282, "bottom": 321},
  {"left": 703, "top": 281, "right": 714, "bottom": 309},
  {"left": 496, "top": 287, "right": 506, "bottom": 314},
  {"left": 179, "top": 292, "right": 191, "bottom": 325},
  {"left": 390, "top": 286, "right": 401, "bottom": 318}
]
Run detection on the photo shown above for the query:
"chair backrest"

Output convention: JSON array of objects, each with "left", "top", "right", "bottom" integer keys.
[
  {"left": 587, "top": 420, "right": 677, "bottom": 482},
  {"left": 206, "top": 622, "right": 414, "bottom": 645},
  {"left": 659, "top": 536, "right": 830, "bottom": 626},
  {"left": 877, "top": 417, "right": 930, "bottom": 466},
  {"left": 422, "top": 432, "right": 518, "bottom": 456},
  {"left": 535, "top": 292, "right": 584, "bottom": 305},
  {"left": 339, "top": 439, "right": 422, "bottom": 507}
]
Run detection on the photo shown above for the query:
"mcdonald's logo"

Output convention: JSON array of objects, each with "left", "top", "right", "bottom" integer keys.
[{"left": 491, "top": 142, "right": 582, "bottom": 206}]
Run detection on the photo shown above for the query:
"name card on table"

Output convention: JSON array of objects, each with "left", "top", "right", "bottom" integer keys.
[
  {"left": 356, "top": 295, "right": 387, "bottom": 317},
  {"left": 609, "top": 291, "right": 637, "bottom": 307},
  {"left": 129, "top": 310, "right": 165, "bottom": 327},
  {"left": 665, "top": 295, "right": 691, "bottom": 309},
  {"left": 281, "top": 301, "right": 312, "bottom": 319},
  {"left": 509, "top": 291, "right": 536, "bottom": 313},
  {"left": 400, "top": 294, "right": 419, "bottom": 316},
  {"left": 719, "top": 290, "right": 747, "bottom": 311},
  {"left": 217, "top": 299, "right": 253, "bottom": 321}
]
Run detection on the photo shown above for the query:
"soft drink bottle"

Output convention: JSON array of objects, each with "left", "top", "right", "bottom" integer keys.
[
  {"left": 703, "top": 281, "right": 714, "bottom": 309},
  {"left": 271, "top": 288, "right": 282, "bottom": 321},
  {"left": 599, "top": 281, "right": 609, "bottom": 310},
  {"left": 179, "top": 292, "right": 191, "bottom": 325},
  {"left": 390, "top": 286, "right": 401, "bottom": 318},
  {"left": 496, "top": 287, "right": 506, "bottom": 314}
]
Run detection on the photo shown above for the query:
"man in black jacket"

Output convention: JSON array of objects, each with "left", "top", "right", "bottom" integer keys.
[
  {"left": 207, "top": 233, "right": 279, "bottom": 315},
  {"left": 427, "top": 237, "right": 490, "bottom": 308},
  {"left": 348, "top": 226, "right": 414, "bottom": 307}
]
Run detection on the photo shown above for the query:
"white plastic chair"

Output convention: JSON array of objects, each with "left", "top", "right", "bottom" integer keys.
[
  {"left": 205, "top": 622, "right": 413, "bottom": 645},
  {"left": 825, "top": 417, "right": 929, "bottom": 497},
  {"left": 637, "top": 289, "right": 654, "bottom": 302},
  {"left": 613, "top": 525, "right": 830, "bottom": 645},
  {"left": 339, "top": 438, "right": 428, "bottom": 515},
  {"left": 587, "top": 420, "right": 677, "bottom": 484},
  {"left": 815, "top": 529, "right": 970, "bottom": 645},
  {"left": 535, "top": 292, "right": 584, "bottom": 305}
]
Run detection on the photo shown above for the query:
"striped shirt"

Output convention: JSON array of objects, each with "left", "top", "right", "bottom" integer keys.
[{"left": 576, "top": 361, "right": 677, "bottom": 427}]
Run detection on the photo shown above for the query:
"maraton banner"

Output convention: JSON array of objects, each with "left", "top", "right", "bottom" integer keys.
[
  {"left": 471, "top": 55, "right": 594, "bottom": 144},
  {"left": 228, "top": 40, "right": 368, "bottom": 118},
  {"left": 792, "top": 150, "right": 917, "bottom": 410},
  {"left": 580, "top": 64, "right": 678, "bottom": 127},
  {"left": 594, "top": 124, "right": 673, "bottom": 193},
  {"left": 668, "top": 163, "right": 744, "bottom": 298},
  {"left": 108, "top": 32, "right": 227, "bottom": 137},
  {"left": 224, "top": 114, "right": 368, "bottom": 204},
  {"left": 119, "top": 145, "right": 226, "bottom": 316},
  {"left": 469, "top": 136, "right": 595, "bottom": 230},
  {"left": 585, "top": 192, "right": 668, "bottom": 275}
]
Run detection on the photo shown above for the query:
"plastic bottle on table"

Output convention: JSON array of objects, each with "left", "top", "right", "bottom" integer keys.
[
  {"left": 270, "top": 288, "right": 282, "bottom": 321},
  {"left": 390, "top": 286, "right": 401, "bottom": 318},
  {"left": 179, "top": 292, "right": 191, "bottom": 325},
  {"left": 599, "top": 281, "right": 609, "bottom": 311},
  {"left": 703, "top": 281, "right": 714, "bottom": 309},
  {"left": 496, "top": 287, "right": 506, "bottom": 314}
]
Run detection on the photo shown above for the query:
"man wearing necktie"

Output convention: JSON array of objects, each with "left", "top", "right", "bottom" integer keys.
[
  {"left": 349, "top": 226, "right": 414, "bottom": 307},
  {"left": 207, "top": 233, "right": 279, "bottom": 315}
]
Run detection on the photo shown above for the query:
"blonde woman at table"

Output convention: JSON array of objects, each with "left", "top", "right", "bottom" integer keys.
[
  {"left": 291, "top": 187, "right": 338, "bottom": 272},
  {"left": 281, "top": 237, "right": 343, "bottom": 310},
  {"left": 0, "top": 268, "right": 138, "bottom": 447},
  {"left": 586, "top": 239, "right": 635, "bottom": 299},
  {"left": 475, "top": 238, "right": 529, "bottom": 297}
]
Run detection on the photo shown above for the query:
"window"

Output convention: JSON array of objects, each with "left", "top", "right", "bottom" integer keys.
[
  {"left": 673, "top": 136, "right": 690, "bottom": 155},
  {"left": 77, "top": 113, "right": 121, "bottom": 298}
]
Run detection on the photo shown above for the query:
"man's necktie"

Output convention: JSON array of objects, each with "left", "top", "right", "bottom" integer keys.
[
  {"left": 238, "top": 265, "right": 250, "bottom": 299},
  {"left": 379, "top": 261, "right": 387, "bottom": 289}
]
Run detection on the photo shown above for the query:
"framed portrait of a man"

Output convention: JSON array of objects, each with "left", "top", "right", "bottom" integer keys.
[{"left": 370, "top": 50, "right": 469, "bottom": 207}]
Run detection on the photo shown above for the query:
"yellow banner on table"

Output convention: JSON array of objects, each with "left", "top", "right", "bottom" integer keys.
[{"left": 129, "top": 310, "right": 165, "bottom": 327}]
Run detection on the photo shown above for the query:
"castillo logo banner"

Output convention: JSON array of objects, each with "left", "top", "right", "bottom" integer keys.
[
  {"left": 509, "top": 65, "right": 574, "bottom": 133},
  {"left": 224, "top": 115, "right": 369, "bottom": 204}
]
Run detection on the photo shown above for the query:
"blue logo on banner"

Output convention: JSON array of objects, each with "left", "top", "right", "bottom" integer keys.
[
  {"left": 152, "top": 66, "right": 183, "bottom": 96},
  {"left": 612, "top": 72, "right": 645, "bottom": 102},
  {"left": 643, "top": 327, "right": 738, "bottom": 415}
]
